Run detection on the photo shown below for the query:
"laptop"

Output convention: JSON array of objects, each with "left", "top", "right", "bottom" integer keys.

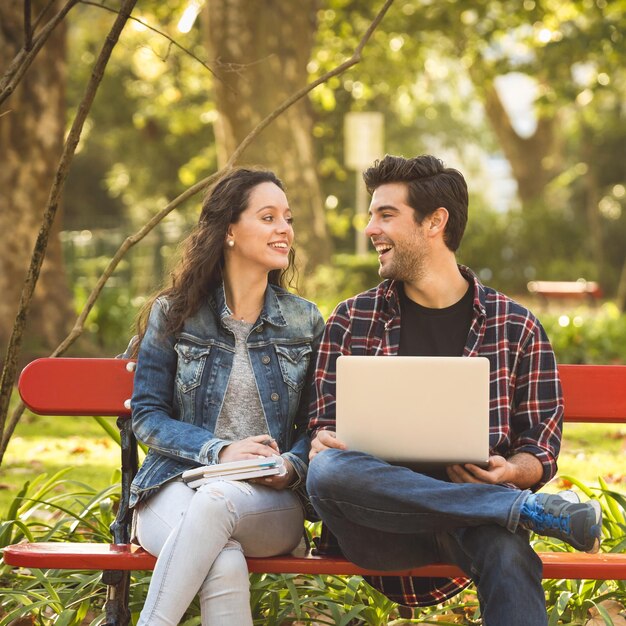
[{"left": 336, "top": 355, "right": 490, "bottom": 466}]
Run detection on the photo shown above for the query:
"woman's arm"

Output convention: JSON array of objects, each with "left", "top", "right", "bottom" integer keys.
[{"left": 131, "top": 299, "right": 229, "bottom": 465}]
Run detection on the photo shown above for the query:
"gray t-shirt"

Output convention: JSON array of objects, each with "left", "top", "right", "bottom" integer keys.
[{"left": 214, "top": 317, "right": 268, "bottom": 441}]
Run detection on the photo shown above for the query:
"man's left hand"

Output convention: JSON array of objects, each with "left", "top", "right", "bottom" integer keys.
[{"left": 447, "top": 455, "right": 510, "bottom": 485}]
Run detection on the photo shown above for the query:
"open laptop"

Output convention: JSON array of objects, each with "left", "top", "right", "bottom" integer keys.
[{"left": 336, "top": 355, "right": 490, "bottom": 466}]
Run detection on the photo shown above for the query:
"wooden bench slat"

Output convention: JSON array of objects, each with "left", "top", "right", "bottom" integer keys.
[
  {"left": 4, "top": 542, "right": 626, "bottom": 580},
  {"left": 18, "top": 358, "right": 134, "bottom": 416},
  {"left": 559, "top": 364, "right": 626, "bottom": 422}
]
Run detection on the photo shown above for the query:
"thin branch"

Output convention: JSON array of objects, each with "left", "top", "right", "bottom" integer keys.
[
  {"left": 24, "top": 0, "right": 33, "bottom": 51},
  {"left": 0, "top": 0, "right": 79, "bottom": 107},
  {"left": 0, "top": 0, "right": 139, "bottom": 462},
  {"left": 31, "top": 0, "right": 60, "bottom": 33},
  {"left": 80, "top": 0, "right": 222, "bottom": 82},
  {"left": 2, "top": 0, "right": 395, "bottom": 455}
]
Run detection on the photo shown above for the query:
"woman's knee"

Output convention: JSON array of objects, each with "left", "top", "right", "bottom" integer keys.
[{"left": 201, "top": 543, "right": 249, "bottom": 593}]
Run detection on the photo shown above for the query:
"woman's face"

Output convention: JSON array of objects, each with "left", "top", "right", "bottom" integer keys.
[{"left": 225, "top": 182, "right": 294, "bottom": 274}]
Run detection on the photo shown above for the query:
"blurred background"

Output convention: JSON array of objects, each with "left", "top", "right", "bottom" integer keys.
[{"left": 1, "top": 0, "right": 625, "bottom": 363}]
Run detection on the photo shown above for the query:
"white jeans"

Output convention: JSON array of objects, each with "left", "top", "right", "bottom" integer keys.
[{"left": 135, "top": 479, "right": 304, "bottom": 626}]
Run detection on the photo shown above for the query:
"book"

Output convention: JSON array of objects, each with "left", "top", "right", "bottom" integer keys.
[{"left": 181, "top": 455, "right": 286, "bottom": 488}]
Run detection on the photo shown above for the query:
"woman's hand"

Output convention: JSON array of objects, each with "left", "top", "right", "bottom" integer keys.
[
  {"left": 254, "top": 457, "right": 296, "bottom": 490},
  {"left": 218, "top": 434, "right": 279, "bottom": 463}
]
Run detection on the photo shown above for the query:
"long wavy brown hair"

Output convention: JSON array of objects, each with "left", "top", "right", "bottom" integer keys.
[{"left": 133, "top": 168, "right": 296, "bottom": 353}]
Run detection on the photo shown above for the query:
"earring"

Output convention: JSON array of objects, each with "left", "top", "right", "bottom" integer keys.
[{"left": 227, "top": 239, "right": 234, "bottom": 248}]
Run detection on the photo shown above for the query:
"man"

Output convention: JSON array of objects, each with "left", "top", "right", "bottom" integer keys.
[{"left": 306, "top": 155, "right": 601, "bottom": 625}]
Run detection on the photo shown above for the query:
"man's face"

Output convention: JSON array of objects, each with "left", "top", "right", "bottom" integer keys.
[{"left": 365, "top": 182, "right": 429, "bottom": 282}]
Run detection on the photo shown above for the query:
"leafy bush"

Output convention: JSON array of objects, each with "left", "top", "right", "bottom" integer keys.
[
  {"left": 541, "top": 303, "right": 626, "bottom": 365},
  {"left": 0, "top": 470, "right": 121, "bottom": 625}
]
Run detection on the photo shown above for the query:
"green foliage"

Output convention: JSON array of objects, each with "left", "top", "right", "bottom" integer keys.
[
  {"left": 62, "top": 224, "right": 183, "bottom": 353},
  {"left": 65, "top": 2, "right": 217, "bottom": 232},
  {"left": 536, "top": 476, "right": 626, "bottom": 625},
  {"left": 304, "top": 253, "right": 381, "bottom": 318},
  {"left": 0, "top": 471, "right": 120, "bottom": 625},
  {"left": 541, "top": 304, "right": 626, "bottom": 364}
]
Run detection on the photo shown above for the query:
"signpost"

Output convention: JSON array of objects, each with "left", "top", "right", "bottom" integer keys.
[{"left": 344, "top": 112, "right": 384, "bottom": 255}]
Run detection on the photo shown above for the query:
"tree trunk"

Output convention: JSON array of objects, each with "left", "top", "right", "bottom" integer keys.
[
  {"left": 204, "top": 0, "right": 331, "bottom": 274},
  {"left": 480, "top": 80, "right": 559, "bottom": 208},
  {"left": 0, "top": 0, "right": 73, "bottom": 357}
]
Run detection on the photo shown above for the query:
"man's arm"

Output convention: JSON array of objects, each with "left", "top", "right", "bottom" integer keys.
[
  {"left": 449, "top": 316, "right": 563, "bottom": 490},
  {"left": 307, "top": 300, "right": 354, "bottom": 459}
]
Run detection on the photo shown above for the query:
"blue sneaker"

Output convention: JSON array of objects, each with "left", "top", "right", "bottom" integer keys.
[{"left": 520, "top": 491, "right": 602, "bottom": 553}]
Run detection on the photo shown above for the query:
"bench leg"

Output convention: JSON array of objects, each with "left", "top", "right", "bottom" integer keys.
[{"left": 102, "top": 569, "right": 131, "bottom": 626}]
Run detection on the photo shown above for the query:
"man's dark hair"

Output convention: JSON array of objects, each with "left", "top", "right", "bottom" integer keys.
[{"left": 363, "top": 154, "right": 468, "bottom": 251}]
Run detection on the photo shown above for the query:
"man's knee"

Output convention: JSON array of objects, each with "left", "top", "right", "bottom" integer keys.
[
  {"left": 466, "top": 527, "right": 542, "bottom": 579},
  {"left": 307, "top": 448, "right": 344, "bottom": 497}
]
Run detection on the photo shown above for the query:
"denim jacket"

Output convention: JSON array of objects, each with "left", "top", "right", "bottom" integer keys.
[{"left": 129, "top": 283, "right": 324, "bottom": 508}]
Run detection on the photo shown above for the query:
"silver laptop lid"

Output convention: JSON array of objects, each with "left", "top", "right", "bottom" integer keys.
[{"left": 336, "top": 356, "right": 490, "bottom": 465}]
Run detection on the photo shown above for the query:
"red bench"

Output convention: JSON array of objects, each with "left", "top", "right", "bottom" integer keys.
[
  {"left": 527, "top": 280, "right": 603, "bottom": 302},
  {"left": 4, "top": 358, "right": 626, "bottom": 625}
]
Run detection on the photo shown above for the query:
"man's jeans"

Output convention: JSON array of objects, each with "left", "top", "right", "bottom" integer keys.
[
  {"left": 135, "top": 479, "right": 303, "bottom": 626},
  {"left": 307, "top": 449, "right": 548, "bottom": 626}
]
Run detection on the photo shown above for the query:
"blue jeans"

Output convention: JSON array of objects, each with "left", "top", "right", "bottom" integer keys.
[
  {"left": 135, "top": 479, "right": 304, "bottom": 626},
  {"left": 307, "top": 449, "right": 547, "bottom": 626}
]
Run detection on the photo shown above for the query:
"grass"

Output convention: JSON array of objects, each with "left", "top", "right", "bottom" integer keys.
[
  {"left": 552, "top": 422, "right": 626, "bottom": 492},
  {"left": 0, "top": 412, "right": 123, "bottom": 517}
]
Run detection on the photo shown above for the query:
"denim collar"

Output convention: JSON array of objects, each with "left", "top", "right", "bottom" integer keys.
[{"left": 212, "top": 282, "right": 287, "bottom": 328}]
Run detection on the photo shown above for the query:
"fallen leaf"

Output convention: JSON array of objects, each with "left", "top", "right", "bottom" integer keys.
[{"left": 585, "top": 599, "right": 626, "bottom": 626}]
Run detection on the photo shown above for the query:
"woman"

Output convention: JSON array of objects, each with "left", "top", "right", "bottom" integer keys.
[{"left": 129, "top": 168, "right": 324, "bottom": 625}]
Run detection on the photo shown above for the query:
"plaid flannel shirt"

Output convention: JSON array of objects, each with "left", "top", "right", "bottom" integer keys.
[{"left": 308, "top": 265, "right": 563, "bottom": 607}]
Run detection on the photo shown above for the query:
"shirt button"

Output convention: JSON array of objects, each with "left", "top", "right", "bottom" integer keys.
[
  {"left": 262, "top": 355, "right": 270, "bottom": 364},
  {"left": 255, "top": 326, "right": 263, "bottom": 333},
  {"left": 271, "top": 393, "right": 279, "bottom": 402}
]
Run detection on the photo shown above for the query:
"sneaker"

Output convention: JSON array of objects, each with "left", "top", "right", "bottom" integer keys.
[{"left": 520, "top": 491, "right": 602, "bottom": 553}]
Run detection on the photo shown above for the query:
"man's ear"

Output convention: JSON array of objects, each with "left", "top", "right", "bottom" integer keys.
[{"left": 427, "top": 207, "right": 449, "bottom": 236}]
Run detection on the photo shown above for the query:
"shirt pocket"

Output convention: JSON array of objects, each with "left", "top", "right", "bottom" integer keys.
[
  {"left": 275, "top": 343, "right": 313, "bottom": 392},
  {"left": 174, "top": 340, "right": 212, "bottom": 393}
]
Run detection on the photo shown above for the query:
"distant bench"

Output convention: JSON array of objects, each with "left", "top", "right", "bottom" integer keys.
[
  {"left": 3, "top": 358, "right": 626, "bottom": 626},
  {"left": 527, "top": 280, "right": 602, "bottom": 303}
]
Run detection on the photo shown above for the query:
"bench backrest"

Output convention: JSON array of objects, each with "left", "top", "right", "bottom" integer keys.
[{"left": 17, "top": 358, "right": 626, "bottom": 423}]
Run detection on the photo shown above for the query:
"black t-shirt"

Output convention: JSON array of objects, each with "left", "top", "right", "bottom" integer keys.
[
  {"left": 398, "top": 281, "right": 474, "bottom": 357},
  {"left": 397, "top": 281, "right": 474, "bottom": 479}
]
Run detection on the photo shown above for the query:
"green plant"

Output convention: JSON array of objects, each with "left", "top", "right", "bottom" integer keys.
[
  {"left": 541, "top": 304, "right": 626, "bottom": 365},
  {"left": 0, "top": 470, "right": 119, "bottom": 625},
  {"left": 538, "top": 474, "right": 626, "bottom": 625}
]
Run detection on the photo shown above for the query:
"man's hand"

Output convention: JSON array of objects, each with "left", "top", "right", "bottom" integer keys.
[
  {"left": 447, "top": 452, "right": 543, "bottom": 489},
  {"left": 447, "top": 455, "right": 510, "bottom": 485},
  {"left": 218, "top": 434, "right": 279, "bottom": 463},
  {"left": 309, "top": 430, "right": 347, "bottom": 460}
]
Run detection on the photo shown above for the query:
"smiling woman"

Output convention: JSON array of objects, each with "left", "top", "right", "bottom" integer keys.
[
  {"left": 128, "top": 167, "right": 324, "bottom": 625},
  {"left": 224, "top": 181, "right": 294, "bottom": 322}
]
